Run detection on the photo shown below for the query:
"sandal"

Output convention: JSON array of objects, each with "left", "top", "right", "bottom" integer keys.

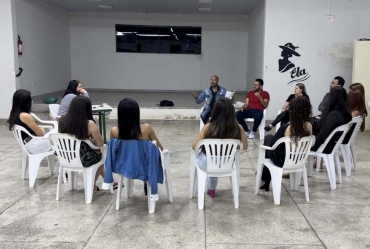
[{"left": 94, "top": 186, "right": 100, "bottom": 193}]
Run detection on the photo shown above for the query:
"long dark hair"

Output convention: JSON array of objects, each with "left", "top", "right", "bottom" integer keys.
[
  {"left": 58, "top": 96, "right": 94, "bottom": 139},
  {"left": 321, "top": 87, "right": 351, "bottom": 125},
  {"left": 348, "top": 90, "right": 366, "bottom": 132},
  {"left": 296, "top": 83, "right": 308, "bottom": 96},
  {"left": 288, "top": 97, "right": 312, "bottom": 143},
  {"left": 204, "top": 98, "right": 241, "bottom": 139},
  {"left": 8, "top": 89, "right": 32, "bottom": 131},
  {"left": 117, "top": 98, "right": 142, "bottom": 139},
  {"left": 63, "top": 80, "right": 80, "bottom": 97},
  {"left": 349, "top": 83, "right": 367, "bottom": 131}
]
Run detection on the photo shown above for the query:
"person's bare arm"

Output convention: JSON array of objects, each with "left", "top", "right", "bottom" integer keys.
[
  {"left": 110, "top": 127, "right": 118, "bottom": 139},
  {"left": 242, "top": 98, "right": 249, "bottom": 111},
  {"left": 192, "top": 124, "right": 208, "bottom": 150},
  {"left": 351, "top": 110, "right": 359, "bottom": 118},
  {"left": 146, "top": 124, "right": 163, "bottom": 151},
  {"left": 239, "top": 125, "right": 248, "bottom": 150},
  {"left": 88, "top": 120, "right": 104, "bottom": 147},
  {"left": 255, "top": 92, "right": 269, "bottom": 108},
  {"left": 20, "top": 113, "right": 44, "bottom": 137},
  {"left": 282, "top": 102, "right": 289, "bottom": 111}
]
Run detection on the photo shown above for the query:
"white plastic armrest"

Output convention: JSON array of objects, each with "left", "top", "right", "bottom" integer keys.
[
  {"left": 29, "top": 136, "right": 51, "bottom": 141},
  {"left": 31, "top": 113, "right": 58, "bottom": 127},
  {"left": 163, "top": 150, "right": 169, "bottom": 154},
  {"left": 84, "top": 140, "right": 103, "bottom": 150}
]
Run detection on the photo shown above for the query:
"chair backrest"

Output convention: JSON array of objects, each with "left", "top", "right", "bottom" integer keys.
[
  {"left": 195, "top": 139, "right": 241, "bottom": 173},
  {"left": 347, "top": 116, "right": 363, "bottom": 144},
  {"left": 49, "top": 133, "right": 84, "bottom": 167},
  {"left": 49, "top": 104, "right": 61, "bottom": 120},
  {"left": 273, "top": 136, "right": 315, "bottom": 169},
  {"left": 12, "top": 125, "right": 33, "bottom": 155},
  {"left": 317, "top": 123, "right": 349, "bottom": 153}
]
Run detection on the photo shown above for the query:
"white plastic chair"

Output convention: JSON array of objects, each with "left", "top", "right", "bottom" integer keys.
[
  {"left": 307, "top": 123, "right": 350, "bottom": 190},
  {"left": 340, "top": 116, "right": 363, "bottom": 176},
  {"left": 116, "top": 141, "right": 173, "bottom": 214},
  {"left": 49, "top": 134, "right": 107, "bottom": 204},
  {"left": 190, "top": 139, "right": 242, "bottom": 209},
  {"left": 275, "top": 110, "right": 283, "bottom": 131},
  {"left": 12, "top": 125, "right": 56, "bottom": 187},
  {"left": 49, "top": 104, "right": 61, "bottom": 121},
  {"left": 255, "top": 136, "right": 315, "bottom": 205},
  {"left": 244, "top": 109, "right": 267, "bottom": 140}
]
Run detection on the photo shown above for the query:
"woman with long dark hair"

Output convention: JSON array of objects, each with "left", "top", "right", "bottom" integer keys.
[
  {"left": 8, "top": 90, "right": 52, "bottom": 154},
  {"left": 59, "top": 96, "right": 115, "bottom": 192},
  {"left": 311, "top": 87, "right": 352, "bottom": 152},
  {"left": 192, "top": 98, "right": 248, "bottom": 198},
  {"left": 110, "top": 98, "right": 163, "bottom": 150},
  {"left": 349, "top": 83, "right": 367, "bottom": 131},
  {"left": 260, "top": 97, "right": 312, "bottom": 191},
  {"left": 58, "top": 80, "right": 89, "bottom": 116},
  {"left": 265, "top": 83, "right": 309, "bottom": 131}
]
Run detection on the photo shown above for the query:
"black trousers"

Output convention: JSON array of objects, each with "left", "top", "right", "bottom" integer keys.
[{"left": 270, "top": 110, "right": 290, "bottom": 127}]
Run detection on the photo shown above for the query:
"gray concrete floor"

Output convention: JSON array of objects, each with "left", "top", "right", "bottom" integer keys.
[
  {"left": 32, "top": 90, "right": 246, "bottom": 108},
  {"left": 1, "top": 123, "right": 370, "bottom": 248}
]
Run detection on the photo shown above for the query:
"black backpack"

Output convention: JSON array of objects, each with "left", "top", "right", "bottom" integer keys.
[{"left": 158, "top": 100, "right": 174, "bottom": 107}]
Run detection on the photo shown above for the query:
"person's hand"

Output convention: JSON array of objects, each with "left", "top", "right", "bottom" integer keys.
[
  {"left": 241, "top": 104, "right": 248, "bottom": 111},
  {"left": 192, "top": 92, "right": 198, "bottom": 99},
  {"left": 314, "top": 116, "right": 321, "bottom": 120},
  {"left": 40, "top": 126, "right": 45, "bottom": 135},
  {"left": 80, "top": 88, "right": 87, "bottom": 94},
  {"left": 254, "top": 92, "right": 261, "bottom": 97},
  {"left": 95, "top": 148, "right": 102, "bottom": 154}
]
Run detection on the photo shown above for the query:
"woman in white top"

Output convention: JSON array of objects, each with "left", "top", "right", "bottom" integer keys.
[{"left": 58, "top": 80, "right": 89, "bottom": 116}]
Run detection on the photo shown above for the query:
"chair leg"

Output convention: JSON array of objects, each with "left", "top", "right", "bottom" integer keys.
[
  {"left": 255, "top": 151, "right": 264, "bottom": 195},
  {"left": 56, "top": 165, "right": 63, "bottom": 201},
  {"left": 147, "top": 182, "right": 156, "bottom": 214},
  {"left": 341, "top": 145, "right": 352, "bottom": 176},
  {"left": 303, "top": 167, "right": 309, "bottom": 202},
  {"left": 232, "top": 170, "right": 239, "bottom": 208},
  {"left": 316, "top": 156, "right": 322, "bottom": 172},
  {"left": 28, "top": 155, "right": 43, "bottom": 188},
  {"left": 116, "top": 175, "right": 123, "bottom": 210},
  {"left": 350, "top": 143, "right": 357, "bottom": 171},
  {"left": 46, "top": 155, "right": 55, "bottom": 175},
  {"left": 21, "top": 152, "right": 28, "bottom": 180},
  {"left": 189, "top": 151, "right": 196, "bottom": 198},
  {"left": 271, "top": 167, "right": 283, "bottom": 205},
  {"left": 307, "top": 155, "right": 313, "bottom": 177},
  {"left": 324, "top": 155, "right": 336, "bottom": 190},
  {"left": 259, "top": 124, "right": 264, "bottom": 140},
  {"left": 69, "top": 171, "right": 78, "bottom": 190},
  {"left": 163, "top": 153, "right": 173, "bottom": 202},
  {"left": 197, "top": 168, "right": 207, "bottom": 210},
  {"left": 83, "top": 166, "right": 97, "bottom": 204},
  {"left": 289, "top": 173, "right": 295, "bottom": 190},
  {"left": 334, "top": 152, "right": 342, "bottom": 184}
]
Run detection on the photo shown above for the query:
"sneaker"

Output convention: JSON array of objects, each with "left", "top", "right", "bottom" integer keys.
[
  {"left": 248, "top": 131, "right": 255, "bottom": 139},
  {"left": 244, "top": 131, "right": 250, "bottom": 137}
]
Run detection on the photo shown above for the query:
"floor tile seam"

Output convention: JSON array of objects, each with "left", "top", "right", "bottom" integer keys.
[
  {"left": 295, "top": 203, "right": 370, "bottom": 206},
  {"left": 0, "top": 176, "right": 52, "bottom": 216},
  {"left": 155, "top": 123, "right": 165, "bottom": 136},
  {"left": 205, "top": 242, "right": 324, "bottom": 246},
  {"left": 281, "top": 183, "right": 327, "bottom": 249},
  {"left": 82, "top": 200, "right": 115, "bottom": 249},
  {"left": 0, "top": 241, "right": 83, "bottom": 244},
  {"left": 348, "top": 176, "right": 370, "bottom": 193},
  {"left": 0, "top": 150, "right": 22, "bottom": 161}
]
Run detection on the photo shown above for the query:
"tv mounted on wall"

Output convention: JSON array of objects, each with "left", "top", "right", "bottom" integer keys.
[{"left": 115, "top": 24, "right": 202, "bottom": 55}]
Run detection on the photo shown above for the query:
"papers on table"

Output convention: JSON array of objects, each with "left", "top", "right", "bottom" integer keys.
[{"left": 225, "top": 91, "right": 235, "bottom": 99}]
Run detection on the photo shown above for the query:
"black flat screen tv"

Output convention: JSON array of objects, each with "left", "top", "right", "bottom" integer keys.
[{"left": 116, "top": 24, "right": 201, "bottom": 54}]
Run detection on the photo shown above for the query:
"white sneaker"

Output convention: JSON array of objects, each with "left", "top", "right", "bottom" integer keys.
[
  {"left": 244, "top": 131, "right": 250, "bottom": 137},
  {"left": 248, "top": 131, "right": 255, "bottom": 139}
]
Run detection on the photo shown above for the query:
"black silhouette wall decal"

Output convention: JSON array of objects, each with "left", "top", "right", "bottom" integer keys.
[{"left": 278, "top": 43, "right": 310, "bottom": 85}]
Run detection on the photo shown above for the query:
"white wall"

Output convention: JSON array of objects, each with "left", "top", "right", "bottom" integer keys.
[
  {"left": 16, "top": 0, "right": 71, "bottom": 96},
  {"left": 263, "top": 0, "right": 370, "bottom": 119},
  {"left": 247, "top": 0, "right": 265, "bottom": 91},
  {"left": 0, "top": 0, "right": 18, "bottom": 118},
  {"left": 70, "top": 12, "right": 248, "bottom": 91}
]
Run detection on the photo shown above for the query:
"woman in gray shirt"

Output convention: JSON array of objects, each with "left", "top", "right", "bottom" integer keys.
[{"left": 58, "top": 80, "right": 89, "bottom": 116}]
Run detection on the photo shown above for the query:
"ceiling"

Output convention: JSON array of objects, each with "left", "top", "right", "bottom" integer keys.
[{"left": 40, "top": 0, "right": 261, "bottom": 15}]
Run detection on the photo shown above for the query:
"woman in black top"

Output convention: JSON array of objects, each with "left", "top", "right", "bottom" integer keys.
[
  {"left": 264, "top": 83, "right": 309, "bottom": 131},
  {"left": 260, "top": 97, "right": 313, "bottom": 191},
  {"left": 311, "top": 87, "right": 352, "bottom": 153}
]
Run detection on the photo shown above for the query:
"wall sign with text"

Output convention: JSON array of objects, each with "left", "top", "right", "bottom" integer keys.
[{"left": 278, "top": 43, "right": 310, "bottom": 85}]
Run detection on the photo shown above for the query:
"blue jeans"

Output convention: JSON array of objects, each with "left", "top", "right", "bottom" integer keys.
[
  {"left": 236, "top": 109, "right": 264, "bottom": 132},
  {"left": 197, "top": 153, "right": 218, "bottom": 190},
  {"left": 200, "top": 108, "right": 212, "bottom": 125}
]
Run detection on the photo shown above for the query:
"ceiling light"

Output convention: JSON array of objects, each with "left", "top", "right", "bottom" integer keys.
[
  {"left": 199, "top": 7, "right": 211, "bottom": 12},
  {"left": 171, "top": 28, "right": 174, "bottom": 32},
  {"left": 199, "top": 0, "right": 213, "bottom": 3},
  {"left": 136, "top": 34, "right": 170, "bottom": 37},
  {"left": 187, "top": 34, "right": 201, "bottom": 36},
  {"left": 98, "top": 4, "right": 114, "bottom": 9},
  {"left": 116, "top": 32, "right": 124, "bottom": 36}
]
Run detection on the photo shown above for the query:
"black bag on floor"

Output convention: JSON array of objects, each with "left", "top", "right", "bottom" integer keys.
[{"left": 158, "top": 100, "right": 174, "bottom": 107}]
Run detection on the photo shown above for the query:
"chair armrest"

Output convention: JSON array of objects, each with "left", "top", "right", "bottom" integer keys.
[
  {"left": 84, "top": 139, "right": 103, "bottom": 150},
  {"left": 163, "top": 150, "right": 169, "bottom": 154},
  {"left": 31, "top": 113, "right": 58, "bottom": 127}
]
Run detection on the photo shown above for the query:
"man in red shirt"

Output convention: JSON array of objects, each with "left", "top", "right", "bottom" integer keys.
[{"left": 236, "top": 79, "right": 270, "bottom": 139}]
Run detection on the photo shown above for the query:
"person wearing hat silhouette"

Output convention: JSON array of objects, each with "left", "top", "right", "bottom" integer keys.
[{"left": 279, "top": 43, "right": 301, "bottom": 73}]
